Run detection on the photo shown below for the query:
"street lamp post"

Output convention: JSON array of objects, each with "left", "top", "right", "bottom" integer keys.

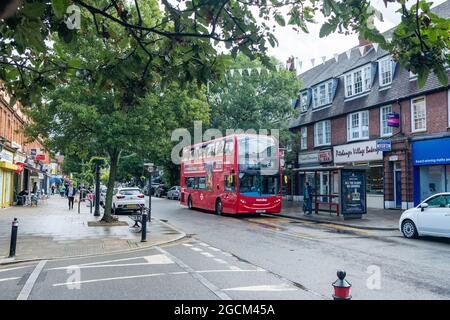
[
  {"left": 94, "top": 162, "right": 101, "bottom": 216},
  {"left": 144, "top": 163, "right": 153, "bottom": 222}
]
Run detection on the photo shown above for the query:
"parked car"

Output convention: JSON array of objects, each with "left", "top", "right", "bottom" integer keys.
[
  {"left": 399, "top": 193, "right": 450, "bottom": 239},
  {"left": 154, "top": 185, "right": 168, "bottom": 198},
  {"left": 111, "top": 187, "right": 146, "bottom": 213},
  {"left": 167, "top": 186, "right": 181, "bottom": 200},
  {"left": 99, "top": 185, "right": 108, "bottom": 207}
]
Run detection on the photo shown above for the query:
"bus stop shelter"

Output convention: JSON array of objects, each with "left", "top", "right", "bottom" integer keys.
[{"left": 293, "top": 166, "right": 368, "bottom": 219}]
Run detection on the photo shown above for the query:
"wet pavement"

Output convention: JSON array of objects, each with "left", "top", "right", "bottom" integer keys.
[
  {"left": 275, "top": 200, "right": 402, "bottom": 230},
  {"left": 0, "top": 196, "right": 185, "bottom": 263}
]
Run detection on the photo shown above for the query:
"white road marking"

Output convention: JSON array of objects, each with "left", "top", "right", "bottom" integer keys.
[
  {"left": 143, "top": 254, "right": 173, "bottom": 264},
  {"left": 229, "top": 266, "right": 242, "bottom": 271},
  {"left": 197, "top": 269, "right": 265, "bottom": 274},
  {"left": 17, "top": 260, "right": 47, "bottom": 300},
  {"left": 200, "top": 252, "right": 215, "bottom": 258},
  {"left": 68, "top": 255, "right": 147, "bottom": 267},
  {"left": 156, "top": 247, "right": 232, "bottom": 301},
  {"left": 222, "top": 252, "right": 232, "bottom": 257},
  {"left": 213, "top": 258, "right": 227, "bottom": 264},
  {"left": 222, "top": 284, "right": 298, "bottom": 292},
  {"left": 191, "top": 247, "right": 203, "bottom": 252},
  {"left": 199, "top": 243, "right": 210, "bottom": 247},
  {"left": 0, "top": 265, "right": 34, "bottom": 273},
  {"left": 182, "top": 243, "right": 193, "bottom": 247},
  {"left": 0, "top": 277, "right": 20, "bottom": 283},
  {"left": 209, "top": 247, "right": 221, "bottom": 252},
  {"left": 48, "top": 255, "right": 173, "bottom": 271},
  {"left": 52, "top": 271, "right": 189, "bottom": 287}
]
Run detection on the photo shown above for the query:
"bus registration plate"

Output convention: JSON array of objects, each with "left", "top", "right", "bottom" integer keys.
[{"left": 256, "top": 209, "right": 266, "bottom": 213}]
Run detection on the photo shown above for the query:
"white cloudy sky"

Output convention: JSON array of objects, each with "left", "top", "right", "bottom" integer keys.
[{"left": 267, "top": 0, "right": 447, "bottom": 72}]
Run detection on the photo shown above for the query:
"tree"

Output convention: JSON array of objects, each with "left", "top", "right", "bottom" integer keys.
[
  {"left": 0, "top": 0, "right": 448, "bottom": 109},
  {"left": 208, "top": 54, "right": 301, "bottom": 139}
]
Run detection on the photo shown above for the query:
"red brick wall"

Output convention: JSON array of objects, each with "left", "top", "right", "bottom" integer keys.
[
  {"left": 369, "top": 108, "right": 380, "bottom": 139},
  {"left": 331, "top": 116, "right": 346, "bottom": 145}
]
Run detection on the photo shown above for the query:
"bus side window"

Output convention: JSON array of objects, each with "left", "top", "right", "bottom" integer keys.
[
  {"left": 186, "top": 177, "right": 195, "bottom": 189},
  {"left": 194, "top": 177, "right": 200, "bottom": 189},
  {"left": 198, "top": 177, "right": 206, "bottom": 190},
  {"left": 224, "top": 175, "right": 236, "bottom": 192},
  {"left": 224, "top": 140, "right": 233, "bottom": 156},
  {"left": 215, "top": 141, "right": 224, "bottom": 157}
]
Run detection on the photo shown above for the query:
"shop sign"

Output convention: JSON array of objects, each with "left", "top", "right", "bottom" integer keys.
[
  {"left": 387, "top": 113, "right": 400, "bottom": 127},
  {"left": 334, "top": 140, "right": 383, "bottom": 164},
  {"left": 376, "top": 139, "right": 391, "bottom": 152},
  {"left": 298, "top": 152, "right": 319, "bottom": 165},
  {"left": 412, "top": 137, "right": 450, "bottom": 166},
  {"left": 14, "top": 153, "right": 27, "bottom": 164},
  {"left": 31, "top": 149, "right": 37, "bottom": 156},
  {"left": 35, "top": 154, "right": 46, "bottom": 161},
  {"left": 0, "top": 150, "right": 14, "bottom": 163},
  {"left": 318, "top": 150, "right": 333, "bottom": 163},
  {"left": 389, "top": 155, "right": 398, "bottom": 162},
  {"left": 341, "top": 170, "right": 367, "bottom": 215}
]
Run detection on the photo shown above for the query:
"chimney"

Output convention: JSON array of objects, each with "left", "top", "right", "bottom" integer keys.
[{"left": 358, "top": 34, "right": 373, "bottom": 55}]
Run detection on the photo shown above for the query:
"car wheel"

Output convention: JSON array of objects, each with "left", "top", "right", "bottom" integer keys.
[
  {"left": 188, "top": 196, "right": 193, "bottom": 209},
  {"left": 402, "top": 220, "right": 418, "bottom": 239},
  {"left": 215, "top": 198, "right": 223, "bottom": 216}
]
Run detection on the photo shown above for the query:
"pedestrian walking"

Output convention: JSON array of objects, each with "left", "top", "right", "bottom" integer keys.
[
  {"left": 303, "top": 181, "right": 313, "bottom": 215},
  {"left": 59, "top": 184, "right": 65, "bottom": 197},
  {"left": 66, "top": 182, "right": 77, "bottom": 210}
]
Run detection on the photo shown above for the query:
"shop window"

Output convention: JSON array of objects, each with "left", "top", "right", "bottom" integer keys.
[
  {"left": 419, "top": 165, "right": 445, "bottom": 201},
  {"left": 367, "top": 166, "right": 384, "bottom": 195}
]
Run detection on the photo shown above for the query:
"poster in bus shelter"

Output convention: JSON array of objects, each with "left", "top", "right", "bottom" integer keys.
[{"left": 340, "top": 170, "right": 367, "bottom": 215}]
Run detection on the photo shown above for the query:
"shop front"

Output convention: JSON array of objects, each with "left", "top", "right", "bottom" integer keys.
[
  {"left": 0, "top": 148, "right": 18, "bottom": 208},
  {"left": 333, "top": 140, "right": 384, "bottom": 209},
  {"left": 297, "top": 149, "right": 333, "bottom": 201},
  {"left": 412, "top": 136, "right": 450, "bottom": 205}
]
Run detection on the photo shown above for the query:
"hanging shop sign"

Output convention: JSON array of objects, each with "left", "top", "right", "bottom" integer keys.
[
  {"left": 334, "top": 140, "right": 382, "bottom": 164},
  {"left": 0, "top": 150, "right": 14, "bottom": 163},
  {"left": 340, "top": 169, "right": 367, "bottom": 215},
  {"left": 387, "top": 113, "right": 400, "bottom": 127},
  {"left": 376, "top": 139, "right": 392, "bottom": 152},
  {"left": 35, "top": 154, "right": 46, "bottom": 161}
]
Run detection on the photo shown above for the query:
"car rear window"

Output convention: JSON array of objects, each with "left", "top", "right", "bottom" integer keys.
[{"left": 119, "top": 189, "right": 142, "bottom": 195}]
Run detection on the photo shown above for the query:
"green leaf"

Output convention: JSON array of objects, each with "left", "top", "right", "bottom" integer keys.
[
  {"left": 274, "top": 14, "right": 286, "bottom": 27},
  {"left": 319, "top": 22, "right": 336, "bottom": 38},
  {"left": 52, "top": 0, "right": 69, "bottom": 19},
  {"left": 434, "top": 66, "right": 449, "bottom": 86},
  {"left": 20, "top": 2, "right": 46, "bottom": 18},
  {"left": 417, "top": 68, "right": 430, "bottom": 88}
]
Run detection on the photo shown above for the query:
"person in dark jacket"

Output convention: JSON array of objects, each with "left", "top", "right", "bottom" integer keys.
[
  {"left": 303, "top": 182, "right": 313, "bottom": 215},
  {"left": 65, "top": 182, "right": 77, "bottom": 210}
]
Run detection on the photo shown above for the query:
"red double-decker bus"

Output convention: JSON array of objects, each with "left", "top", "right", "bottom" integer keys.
[{"left": 180, "top": 134, "right": 282, "bottom": 215}]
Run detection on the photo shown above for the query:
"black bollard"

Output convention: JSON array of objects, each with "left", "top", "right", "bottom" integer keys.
[
  {"left": 141, "top": 210, "right": 147, "bottom": 242},
  {"left": 8, "top": 218, "right": 18, "bottom": 258}
]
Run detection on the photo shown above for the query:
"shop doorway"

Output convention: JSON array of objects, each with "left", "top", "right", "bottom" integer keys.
[{"left": 394, "top": 163, "right": 402, "bottom": 208}]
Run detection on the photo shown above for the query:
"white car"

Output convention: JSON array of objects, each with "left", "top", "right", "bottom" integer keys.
[
  {"left": 167, "top": 186, "right": 181, "bottom": 200},
  {"left": 111, "top": 187, "right": 146, "bottom": 213},
  {"left": 399, "top": 193, "right": 450, "bottom": 239}
]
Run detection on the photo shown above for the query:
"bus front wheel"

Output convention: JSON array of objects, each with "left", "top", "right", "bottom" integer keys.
[
  {"left": 188, "top": 196, "right": 193, "bottom": 210},
  {"left": 215, "top": 198, "right": 223, "bottom": 216}
]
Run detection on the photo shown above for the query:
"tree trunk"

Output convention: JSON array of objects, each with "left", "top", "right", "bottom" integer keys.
[{"left": 102, "top": 149, "right": 121, "bottom": 222}]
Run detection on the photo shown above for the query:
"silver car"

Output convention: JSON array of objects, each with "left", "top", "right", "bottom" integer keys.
[{"left": 167, "top": 186, "right": 181, "bottom": 200}]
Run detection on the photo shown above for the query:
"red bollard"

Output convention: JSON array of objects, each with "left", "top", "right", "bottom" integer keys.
[{"left": 332, "top": 270, "right": 352, "bottom": 300}]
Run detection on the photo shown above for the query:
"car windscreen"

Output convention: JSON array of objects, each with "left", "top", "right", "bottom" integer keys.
[{"left": 119, "top": 189, "right": 142, "bottom": 195}]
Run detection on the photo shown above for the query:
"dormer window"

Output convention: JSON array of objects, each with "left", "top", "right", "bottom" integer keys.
[
  {"left": 344, "top": 64, "right": 372, "bottom": 98},
  {"left": 312, "top": 80, "right": 334, "bottom": 109},
  {"left": 300, "top": 91, "right": 308, "bottom": 112},
  {"left": 378, "top": 56, "right": 396, "bottom": 87}
]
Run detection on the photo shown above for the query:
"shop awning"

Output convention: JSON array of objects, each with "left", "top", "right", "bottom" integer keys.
[{"left": 0, "top": 161, "right": 18, "bottom": 171}]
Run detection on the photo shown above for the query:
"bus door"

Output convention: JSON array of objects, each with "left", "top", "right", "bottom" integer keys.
[{"left": 223, "top": 174, "right": 237, "bottom": 213}]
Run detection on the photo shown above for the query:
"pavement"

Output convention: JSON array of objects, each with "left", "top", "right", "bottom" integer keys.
[
  {"left": 274, "top": 200, "right": 402, "bottom": 230},
  {"left": 0, "top": 196, "right": 185, "bottom": 264}
]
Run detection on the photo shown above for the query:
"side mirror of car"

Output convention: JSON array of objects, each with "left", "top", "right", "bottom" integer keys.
[{"left": 420, "top": 203, "right": 429, "bottom": 212}]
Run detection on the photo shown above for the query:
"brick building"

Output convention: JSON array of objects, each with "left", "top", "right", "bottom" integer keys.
[
  {"left": 288, "top": 1, "right": 450, "bottom": 210},
  {"left": 0, "top": 82, "right": 55, "bottom": 208}
]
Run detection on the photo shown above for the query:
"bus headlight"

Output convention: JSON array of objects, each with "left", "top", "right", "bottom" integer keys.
[{"left": 240, "top": 199, "right": 247, "bottom": 204}]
